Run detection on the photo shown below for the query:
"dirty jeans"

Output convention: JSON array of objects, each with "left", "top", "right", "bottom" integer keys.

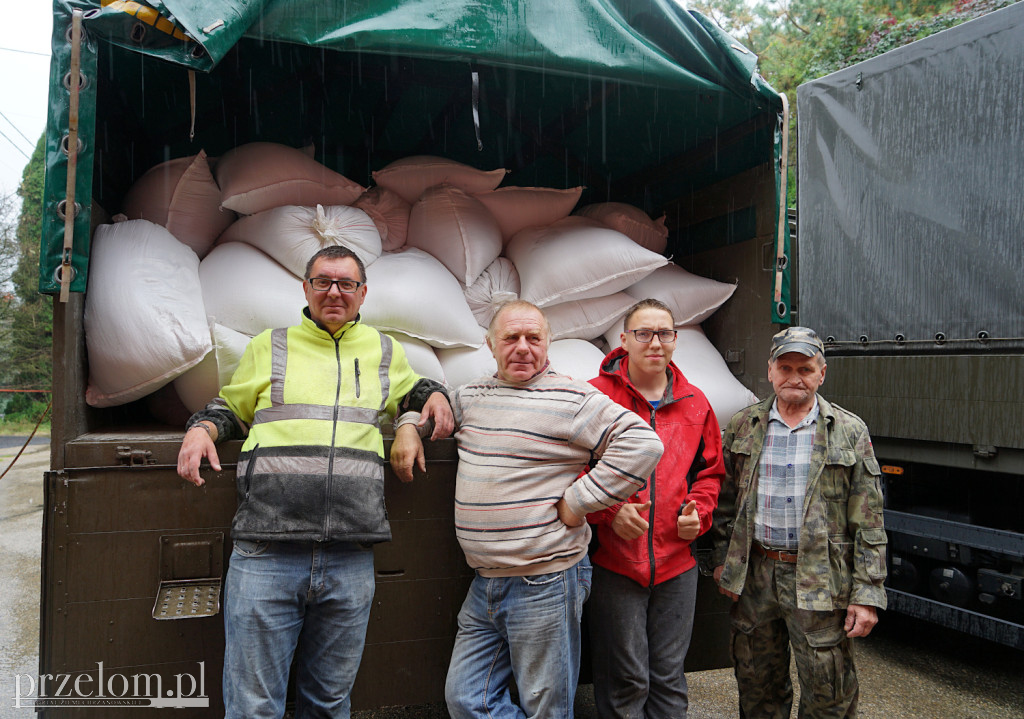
[
  {"left": 223, "top": 539, "right": 375, "bottom": 719},
  {"left": 588, "top": 564, "right": 698, "bottom": 719},
  {"left": 445, "top": 556, "right": 593, "bottom": 719},
  {"left": 730, "top": 550, "right": 859, "bottom": 719}
]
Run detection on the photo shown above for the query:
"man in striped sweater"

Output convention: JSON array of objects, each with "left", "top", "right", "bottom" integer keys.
[{"left": 395, "top": 300, "right": 664, "bottom": 718}]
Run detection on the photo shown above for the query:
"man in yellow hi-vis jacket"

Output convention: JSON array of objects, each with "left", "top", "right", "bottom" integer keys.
[{"left": 177, "top": 245, "right": 453, "bottom": 719}]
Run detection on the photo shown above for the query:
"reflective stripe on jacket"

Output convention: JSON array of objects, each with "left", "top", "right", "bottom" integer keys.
[
  {"left": 588, "top": 348, "right": 724, "bottom": 587},
  {"left": 219, "top": 312, "right": 419, "bottom": 543}
]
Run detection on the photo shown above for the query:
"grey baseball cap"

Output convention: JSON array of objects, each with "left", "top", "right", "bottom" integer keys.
[{"left": 769, "top": 326, "right": 824, "bottom": 361}]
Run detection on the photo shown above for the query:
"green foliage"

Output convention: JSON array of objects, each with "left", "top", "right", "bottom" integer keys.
[
  {"left": 1, "top": 134, "right": 52, "bottom": 396},
  {"left": 691, "top": 0, "right": 1020, "bottom": 208},
  {"left": 3, "top": 394, "right": 50, "bottom": 424}
]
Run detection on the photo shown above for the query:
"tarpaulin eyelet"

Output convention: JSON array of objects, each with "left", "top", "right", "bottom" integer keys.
[
  {"left": 54, "top": 264, "right": 77, "bottom": 284},
  {"left": 61, "top": 134, "right": 83, "bottom": 157},
  {"left": 56, "top": 200, "right": 81, "bottom": 220},
  {"left": 63, "top": 70, "right": 88, "bottom": 92}
]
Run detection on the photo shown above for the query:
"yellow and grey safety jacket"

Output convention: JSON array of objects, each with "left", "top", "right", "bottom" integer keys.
[{"left": 188, "top": 310, "right": 445, "bottom": 543}]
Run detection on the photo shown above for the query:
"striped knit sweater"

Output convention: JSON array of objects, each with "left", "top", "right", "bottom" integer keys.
[{"left": 452, "top": 368, "right": 664, "bottom": 577}]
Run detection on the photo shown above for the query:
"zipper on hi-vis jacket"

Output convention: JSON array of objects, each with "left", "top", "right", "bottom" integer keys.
[
  {"left": 325, "top": 332, "right": 345, "bottom": 539},
  {"left": 354, "top": 358, "right": 361, "bottom": 398}
]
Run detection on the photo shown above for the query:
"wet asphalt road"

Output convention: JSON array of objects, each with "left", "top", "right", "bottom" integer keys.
[{"left": 1, "top": 439, "right": 1022, "bottom": 718}]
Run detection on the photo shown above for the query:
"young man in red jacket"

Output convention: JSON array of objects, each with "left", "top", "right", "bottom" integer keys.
[{"left": 588, "top": 298, "right": 725, "bottom": 719}]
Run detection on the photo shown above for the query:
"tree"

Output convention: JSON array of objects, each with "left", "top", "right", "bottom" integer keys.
[
  {"left": 2, "top": 134, "right": 52, "bottom": 415},
  {"left": 691, "top": 0, "right": 1020, "bottom": 205}
]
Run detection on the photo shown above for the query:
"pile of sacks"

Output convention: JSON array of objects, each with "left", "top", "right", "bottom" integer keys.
[{"left": 85, "top": 143, "right": 757, "bottom": 427}]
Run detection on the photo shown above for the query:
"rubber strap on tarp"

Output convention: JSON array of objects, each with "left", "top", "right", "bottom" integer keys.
[
  {"left": 59, "top": 9, "right": 83, "bottom": 304},
  {"left": 773, "top": 92, "right": 790, "bottom": 322}
]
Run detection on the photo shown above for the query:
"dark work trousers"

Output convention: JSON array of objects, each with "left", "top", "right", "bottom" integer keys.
[
  {"left": 588, "top": 563, "right": 699, "bottom": 719},
  {"left": 730, "top": 550, "right": 859, "bottom": 719}
]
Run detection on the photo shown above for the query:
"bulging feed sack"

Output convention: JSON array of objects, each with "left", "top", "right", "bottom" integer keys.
[
  {"left": 353, "top": 187, "right": 411, "bottom": 252},
  {"left": 84, "top": 220, "right": 212, "bottom": 407},
  {"left": 473, "top": 186, "right": 583, "bottom": 244},
  {"left": 624, "top": 263, "right": 737, "bottom": 326},
  {"left": 406, "top": 184, "right": 503, "bottom": 286},
  {"left": 545, "top": 292, "right": 635, "bottom": 341},
  {"left": 120, "top": 150, "right": 233, "bottom": 257},
  {"left": 172, "top": 323, "right": 253, "bottom": 412},
  {"left": 361, "top": 248, "right": 485, "bottom": 349},
  {"left": 463, "top": 257, "right": 521, "bottom": 328},
  {"left": 575, "top": 202, "right": 669, "bottom": 254},
  {"left": 384, "top": 332, "right": 446, "bottom": 384},
  {"left": 372, "top": 155, "right": 507, "bottom": 205},
  {"left": 217, "top": 204, "right": 382, "bottom": 277},
  {"left": 436, "top": 343, "right": 498, "bottom": 390},
  {"left": 506, "top": 217, "right": 669, "bottom": 307},
  {"left": 215, "top": 142, "right": 365, "bottom": 214},
  {"left": 199, "top": 242, "right": 307, "bottom": 337},
  {"left": 662, "top": 325, "right": 759, "bottom": 428},
  {"left": 547, "top": 339, "right": 607, "bottom": 382}
]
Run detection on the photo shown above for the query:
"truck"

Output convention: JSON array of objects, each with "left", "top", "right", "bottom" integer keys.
[
  {"left": 37, "top": 0, "right": 791, "bottom": 715},
  {"left": 793, "top": 2, "right": 1024, "bottom": 649}
]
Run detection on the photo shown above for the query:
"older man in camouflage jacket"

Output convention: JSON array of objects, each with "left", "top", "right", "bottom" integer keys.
[{"left": 711, "top": 327, "right": 887, "bottom": 718}]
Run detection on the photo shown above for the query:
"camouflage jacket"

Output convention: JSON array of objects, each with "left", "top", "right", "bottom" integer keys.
[{"left": 710, "top": 394, "right": 888, "bottom": 611}]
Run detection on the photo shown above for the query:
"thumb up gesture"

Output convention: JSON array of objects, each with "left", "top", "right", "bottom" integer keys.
[
  {"left": 677, "top": 500, "right": 700, "bottom": 541},
  {"left": 611, "top": 501, "right": 652, "bottom": 540}
]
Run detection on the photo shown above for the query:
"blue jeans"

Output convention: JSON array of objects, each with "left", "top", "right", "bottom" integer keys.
[
  {"left": 223, "top": 539, "right": 376, "bottom": 719},
  {"left": 445, "top": 557, "right": 592, "bottom": 719},
  {"left": 587, "top": 564, "right": 699, "bottom": 719}
]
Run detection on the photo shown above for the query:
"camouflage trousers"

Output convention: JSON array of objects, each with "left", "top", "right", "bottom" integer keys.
[{"left": 729, "top": 550, "right": 859, "bottom": 718}]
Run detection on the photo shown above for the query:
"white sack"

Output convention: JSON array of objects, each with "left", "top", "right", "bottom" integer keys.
[
  {"left": 384, "top": 332, "right": 446, "bottom": 384},
  {"left": 173, "top": 323, "right": 253, "bottom": 412},
  {"left": 436, "top": 343, "right": 497, "bottom": 390},
  {"left": 406, "top": 185, "right": 503, "bottom": 286},
  {"left": 473, "top": 186, "right": 582, "bottom": 244},
  {"left": 507, "top": 217, "right": 668, "bottom": 307},
  {"left": 464, "top": 257, "right": 520, "bottom": 328},
  {"left": 85, "top": 220, "right": 212, "bottom": 407},
  {"left": 200, "top": 242, "right": 306, "bottom": 336},
  {"left": 218, "top": 204, "right": 382, "bottom": 277},
  {"left": 215, "top": 142, "right": 365, "bottom": 215},
  {"left": 145, "top": 383, "right": 194, "bottom": 427},
  {"left": 361, "top": 248, "right": 485, "bottom": 349},
  {"left": 120, "top": 150, "right": 233, "bottom": 258},
  {"left": 372, "top": 155, "right": 507, "bottom": 205},
  {"left": 624, "top": 263, "right": 737, "bottom": 326},
  {"left": 575, "top": 202, "right": 669, "bottom": 254},
  {"left": 353, "top": 187, "right": 411, "bottom": 251},
  {"left": 546, "top": 292, "right": 635, "bottom": 341},
  {"left": 546, "top": 339, "right": 606, "bottom": 382},
  {"left": 669, "top": 326, "right": 759, "bottom": 428}
]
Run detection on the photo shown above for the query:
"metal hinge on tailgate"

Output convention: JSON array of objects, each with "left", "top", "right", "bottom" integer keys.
[{"left": 115, "top": 445, "right": 155, "bottom": 466}]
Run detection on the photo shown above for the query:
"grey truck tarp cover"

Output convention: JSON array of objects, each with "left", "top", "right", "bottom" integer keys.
[
  {"left": 797, "top": 2, "right": 1024, "bottom": 351},
  {"left": 42, "top": 0, "right": 789, "bottom": 319}
]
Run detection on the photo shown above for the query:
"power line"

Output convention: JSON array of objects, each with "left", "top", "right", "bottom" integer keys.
[
  {"left": 0, "top": 110, "right": 34, "bottom": 148},
  {"left": 0, "top": 128, "right": 31, "bottom": 160},
  {"left": 0, "top": 46, "right": 50, "bottom": 58}
]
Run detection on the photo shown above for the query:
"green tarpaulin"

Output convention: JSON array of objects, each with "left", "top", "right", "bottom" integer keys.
[{"left": 42, "top": 0, "right": 790, "bottom": 321}]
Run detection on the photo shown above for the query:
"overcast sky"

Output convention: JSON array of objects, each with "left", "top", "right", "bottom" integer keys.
[{"left": 0, "top": 3, "right": 54, "bottom": 202}]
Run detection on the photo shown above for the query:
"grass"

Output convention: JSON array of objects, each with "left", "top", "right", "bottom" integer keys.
[{"left": 0, "top": 418, "right": 51, "bottom": 437}]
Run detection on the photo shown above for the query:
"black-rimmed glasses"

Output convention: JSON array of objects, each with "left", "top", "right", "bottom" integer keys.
[
  {"left": 626, "top": 329, "right": 678, "bottom": 343},
  {"left": 308, "top": 277, "right": 364, "bottom": 293}
]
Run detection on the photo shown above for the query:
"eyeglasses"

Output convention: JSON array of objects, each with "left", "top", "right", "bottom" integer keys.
[
  {"left": 308, "top": 277, "right": 364, "bottom": 293},
  {"left": 626, "top": 329, "right": 678, "bottom": 344}
]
